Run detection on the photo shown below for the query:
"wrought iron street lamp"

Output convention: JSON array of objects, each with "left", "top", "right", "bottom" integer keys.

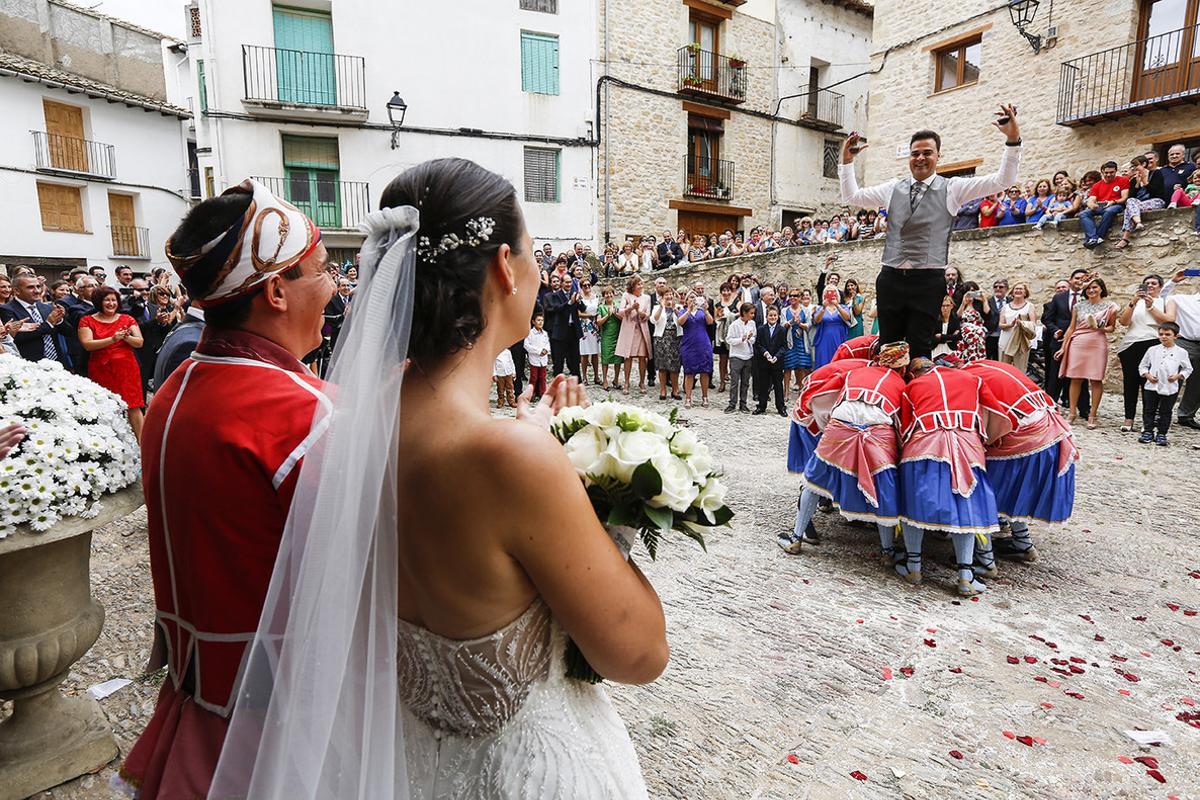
[
  {"left": 387, "top": 91, "right": 407, "bottom": 150},
  {"left": 1008, "top": 0, "right": 1044, "bottom": 53}
]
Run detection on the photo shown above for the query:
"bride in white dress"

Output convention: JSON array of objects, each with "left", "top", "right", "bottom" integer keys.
[{"left": 208, "top": 159, "right": 666, "bottom": 799}]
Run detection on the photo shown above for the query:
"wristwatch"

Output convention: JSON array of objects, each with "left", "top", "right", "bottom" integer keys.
[{"left": 1005, "top": 138, "right": 1022, "bottom": 146}]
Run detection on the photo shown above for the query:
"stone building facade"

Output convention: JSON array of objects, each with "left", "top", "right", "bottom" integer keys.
[
  {"left": 861, "top": 1, "right": 1200, "bottom": 186},
  {"left": 599, "top": 0, "right": 872, "bottom": 244}
]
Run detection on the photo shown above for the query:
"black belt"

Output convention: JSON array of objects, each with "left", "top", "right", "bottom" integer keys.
[{"left": 880, "top": 265, "right": 944, "bottom": 276}]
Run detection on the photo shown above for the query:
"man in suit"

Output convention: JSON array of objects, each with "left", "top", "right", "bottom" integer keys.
[
  {"left": 657, "top": 230, "right": 684, "bottom": 269},
  {"left": 0, "top": 273, "right": 72, "bottom": 368},
  {"left": 59, "top": 274, "right": 98, "bottom": 375},
  {"left": 541, "top": 273, "right": 582, "bottom": 378},
  {"left": 1041, "top": 268, "right": 1090, "bottom": 417},
  {"left": 324, "top": 277, "right": 353, "bottom": 353},
  {"left": 753, "top": 304, "right": 788, "bottom": 416}
]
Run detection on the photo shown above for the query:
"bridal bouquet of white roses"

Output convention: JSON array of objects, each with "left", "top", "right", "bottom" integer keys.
[
  {"left": 0, "top": 354, "right": 140, "bottom": 537},
  {"left": 550, "top": 401, "right": 732, "bottom": 681}
]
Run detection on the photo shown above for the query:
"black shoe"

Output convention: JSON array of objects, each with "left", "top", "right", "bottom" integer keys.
[
  {"left": 777, "top": 409, "right": 787, "bottom": 417},
  {"left": 1178, "top": 417, "right": 1200, "bottom": 431},
  {"left": 1138, "top": 430, "right": 1154, "bottom": 443},
  {"left": 739, "top": 405, "right": 751, "bottom": 413},
  {"left": 817, "top": 499, "right": 833, "bottom": 513},
  {"left": 752, "top": 408, "right": 765, "bottom": 415},
  {"left": 1157, "top": 434, "right": 1169, "bottom": 446},
  {"left": 724, "top": 405, "right": 736, "bottom": 414}
]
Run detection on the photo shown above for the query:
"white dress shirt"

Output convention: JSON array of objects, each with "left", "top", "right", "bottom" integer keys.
[
  {"left": 1139, "top": 343, "right": 1193, "bottom": 395},
  {"left": 839, "top": 145, "right": 1022, "bottom": 217},
  {"left": 727, "top": 318, "right": 756, "bottom": 360},
  {"left": 524, "top": 328, "right": 551, "bottom": 367},
  {"left": 1159, "top": 280, "right": 1200, "bottom": 340}
]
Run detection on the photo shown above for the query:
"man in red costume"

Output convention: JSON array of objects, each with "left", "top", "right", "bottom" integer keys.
[
  {"left": 114, "top": 180, "right": 335, "bottom": 798},
  {"left": 832, "top": 333, "right": 879, "bottom": 363}
]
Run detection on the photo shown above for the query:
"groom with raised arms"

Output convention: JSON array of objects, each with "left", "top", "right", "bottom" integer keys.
[
  {"left": 114, "top": 180, "right": 335, "bottom": 798},
  {"left": 840, "top": 103, "right": 1022, "bottom": 357}
]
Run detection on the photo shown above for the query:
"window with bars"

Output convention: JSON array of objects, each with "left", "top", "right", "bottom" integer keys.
[
  {"left": 822, "top": 139, "right": 840, "bottom": 179},
  {"left": 519, "top": 0, "right": 557, "bottom": 11},
  {"left": 524, "top": 147, "right": 560, "bottom": 203},
  {"left": 520, "top": 31, "right": 560, "bottom": 94}
]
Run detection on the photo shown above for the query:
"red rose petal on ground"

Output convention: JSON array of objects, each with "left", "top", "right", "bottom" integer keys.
[
  {"left": 1118, "top": 756, "right": 1134, "bottom": 764},
  {"left": 856, "top": 619, "right": 864, "bottom": 624},
  {"left": 850, "top": 770, "right": 868, "bottom": 781},
  {"left": 1032, "top": 736, "right": 1047, "bottom": 745},
  {"left": 1112, "top": 655, "right": 1128, "bottom": 662},
  {"left": 1185, "top": 610, "right": 1198, "bottom": 617},
  {"left": 1065, "top": 691, "right": 1086, "bottom": 699},
  {"left": 926, "top": 628, "right": 937, "bottom": 633},
  {"left": 900, "top": 666, "right": 915, "bottom": 678},
  {"left": 949, "top": 667, "right": 963, "bottom": 674},
  {"left": 1146, "top": 769, "right": 1166, "bottom": 783},
  {"left": 1069, "top": 665, "right": 1086, "bottom": 674},
  {"left": 1051, "top": 658, "right": 1068, "bottom": 665},
  {"left": 1123, "top": 672, "right": 1141, "bottom": 682},
  {"left": 1048, "top": 679, "right": 1061, "bottom": 688},
  {"left": 1181, "top": 697, "right": 1196, "bottom": 706},
  {"left": 1046, "top": 641, "right": 1058, "bottom": 649},
  {"left": 1134, "top": 756, "right": 1160, "bottom": 769},
  {"left": 1118, "top": 689, "right": 1132, "bottom": 696},
  {"left": 1016, "top": 735, "right": 1035, "bottom": 746},
  {"left": 1094, "top": 634, "right": 1106, "bottom": 641},
  {"left": 1033, "top": 676, "right": 1048, "bottom": 683},
  {"left": 1176, "top": 710, "right": 1200, "bottom": 728},
  {"left": 970, "top": 596, "right": 979, "bottom": 602},
  {"left": 1069, "top": 656, "right": 1086, "bottom": 663},
  {"left": 1161, "top": 639, "right": 1175, "bottom": 646},
  {"left": 1079, "top": 614, "right": 1093, "bottom": 622},
  {"left": 787, "top": 753, "right": 800, "bottom": 764},
  {"left": 1081, "top": 528, "right": 1092, "bottom": 533},
  {"left": 1030, "top": 635, "right": 1045, "bottom": 642},
  {"left": 881, "top": 667, "right": 893, "bottom": 680},
  {"left": 1007, "top": 656, "right": 1020, "bottom": 664},
  {"left": 1132, "top": 616, "right": 1147, "bottom": 621},
  {"left": 1041, "top": 702, "right": 1055, "bottom": 708},
  {"left": 1024, "top": 656, "right": 1039, "bottom": 664},
  {"left": 1002, "top": 730, "right": 1016, "bottom": 739},
  {"left": 949, "top": 750, "right": 963, "bottom": 759},
  {"left": 924, "top": 639, "right": 937, "bottom": 648},
  {"left": 1166, "top": 603, "right": 1180, "bottom": 611}
]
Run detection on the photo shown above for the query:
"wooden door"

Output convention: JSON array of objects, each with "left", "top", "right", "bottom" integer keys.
[
  {"left": 285, "top": 167, "right": 341, "bottom": 228},
  {"left": 37, "top": 182, "right": 85, "bottom": 232},
  {"left": 42, "top": 99, "right": 88, "bottom": 172},
  {"left": 273, "top": 7, "right": 336, "bottom": 105},
  {"left": 1133, "top": 0, "right": 1200, "bottom": 100},
  {"left": 677, "top": 210, "right": 740, "bottom": 243},
  {"left": 687, "top": 17, "right": 719, "bottom": 91},
  {"left": 108, "top": 193, "right": 137, "bottom": 256}
]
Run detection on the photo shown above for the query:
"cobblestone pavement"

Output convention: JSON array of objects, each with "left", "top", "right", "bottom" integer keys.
[{"left": 23, "top": 395, "right": 1200, "bottom": 799}]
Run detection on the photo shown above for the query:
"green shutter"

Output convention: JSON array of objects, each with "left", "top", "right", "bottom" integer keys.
[
  {"left": 520, "top": 31, "right": 559, "bottom": 95},
  {"left": 282, "top": 135, "right": 340, "bottom": 169},
  {"left": 272, "top": 7, "right": 336, "bottom": 105},
  {"left": 197, "top": 60, "right": 207, "bottom": 113}
]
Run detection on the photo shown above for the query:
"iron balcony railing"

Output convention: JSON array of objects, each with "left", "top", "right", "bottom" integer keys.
[
  {"left": 1058, "top": 23, "right": 1200, "bottom": 125},
  {"left": 677, "top": 46, "right": 747, "bottom": 103},
  {"left": 252, "top": 175, "right": 370, "bottom": 230},
  {"left": 796, "top": 88, "right": 845, "bottom": 130},
  {"left": 242, "top": 44, "right": 367, "bottom": 110},
  {"left": 684, "top": 156, "right": 735, "bottom": 200},
  {"left": 110, "top": 225, "right": 149, "bottom": 259},
  {"left": 32, "top": 131, "right": 116, "bottom": 179}
]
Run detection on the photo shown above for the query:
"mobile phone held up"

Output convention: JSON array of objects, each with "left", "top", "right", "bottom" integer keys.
[
  {"left": 848, "top": 131, "right": 867, "bottom": 154},
  {"left": 1184, "top": 268, "right": 1200, "bottom": 278}
]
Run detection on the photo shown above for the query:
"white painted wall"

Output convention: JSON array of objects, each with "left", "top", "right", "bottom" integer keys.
[
  {"left": 193, "top": 0, "right": 598, "bottom": 247},
  {"left": 773, "top": 0, "right": 872, "bottom": 216},
  {"left": 0, "top": 77, "right": 191, "bottom": 277}
]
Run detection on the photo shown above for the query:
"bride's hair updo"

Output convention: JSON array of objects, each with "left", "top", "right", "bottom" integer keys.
[{"left": 379, "top": 158, "right": 524, "bottom": 366}]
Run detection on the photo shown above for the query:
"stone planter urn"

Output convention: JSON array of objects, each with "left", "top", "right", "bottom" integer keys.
[{"left": 0, "top": 483, "right": 143, "bottom": 800}]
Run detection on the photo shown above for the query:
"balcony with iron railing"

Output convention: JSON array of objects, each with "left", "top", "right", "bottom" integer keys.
[
  {"left": 1058, "top": 23, "right": 1200, "bottom": 126},
  {"left": 677, "top": 46, "right": 747, "bottom": 104},
  {"left": 795, "top": 88, "right": 845, "bottom": 131},
  {"left": 32, "top": 131, "right": 116, "bottom": 180},
  {"left": 110, "top": 226, "right": 150, "bottom": 259},
  {"left": 242, "top": 44, "right": 368, "bottom": 118},
  {"left": 252, "top": 175, "right": 370, "bottom": 230},
  {"left": 684, "top": 156, "right": 735, "bottom": 200}
]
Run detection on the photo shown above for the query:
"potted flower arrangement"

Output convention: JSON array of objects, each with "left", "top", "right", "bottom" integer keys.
[{"left": 0, "top": 354, "right": 142, "bottom": 798}]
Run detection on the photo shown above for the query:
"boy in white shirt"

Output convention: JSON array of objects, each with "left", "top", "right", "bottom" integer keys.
[
  {"left": 493, "top": 348, "right": 516, "bottom": 409},
  {"left": 524, "top": 313, "right": 551, "bottom": 401},
  {"left": 724, "top": 302, "right": 757, "bottom": 414},
  {"left": 1139, "top": 322, "right": 1193, "bottom": 445}
]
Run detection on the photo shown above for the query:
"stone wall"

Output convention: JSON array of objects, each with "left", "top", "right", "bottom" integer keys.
[
  {"left": 860, "top": 0, "right": 1197, "bottom": 188},
  {"left": 609, "top": 207, "right": 1200, "bottom": 387}
]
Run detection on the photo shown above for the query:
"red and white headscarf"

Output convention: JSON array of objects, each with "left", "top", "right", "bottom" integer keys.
[{"left": 165, "top": 179, "right": 322, "bottom": 308}]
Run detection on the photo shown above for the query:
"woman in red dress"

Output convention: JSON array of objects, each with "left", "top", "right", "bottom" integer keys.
[{"left": 79, "top": 285, "right": 145, "bottom": 441}]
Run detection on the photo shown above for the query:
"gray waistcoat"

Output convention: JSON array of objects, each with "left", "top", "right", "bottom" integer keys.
[{"left": 881, "top": 176, "right": 953, "bottom": 268}]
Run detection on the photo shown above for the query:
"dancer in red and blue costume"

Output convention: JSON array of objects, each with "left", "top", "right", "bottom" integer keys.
[{"left": 832, "top": 333, "right": 879, "bottom": 363}]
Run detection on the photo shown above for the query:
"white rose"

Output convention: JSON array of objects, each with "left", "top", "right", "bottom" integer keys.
[
  {"left": 553, "top": 405, "right": 586, "bottom": 428},
  {"left": 686, "top": 446, "right": 715, "bottom": 482},
  {"left": 649, "top": 453, "right": 700, "bottom": 513},
  {"left": 604, "top": 430, "right": 670, "bottom": 483},
  {"left": 583, "top": 402, "right": 620, "bottom": 428},
  {"left": 694, "top": 476, "right": 728, "bottom": 523},
  {"left": 669, "top": 428, "right": 699, "bottom": 456},
  {"left": 563, "top": 425, "right": 608, "bottom": 481}
]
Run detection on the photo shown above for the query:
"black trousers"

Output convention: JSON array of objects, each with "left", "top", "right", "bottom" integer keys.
[
  {"left": 985, "top": 336, "right": 1000, "bottom": 362},
  {"left": 1143, "top": 390, "right": 1177, "bottom": 435},
  {"left": 1117, "top": 338, "right": 1156, "bottom": 421},
  {"left": 1043, "top": 336, "right": 1090, "bottom": 416},
  {"left": 508, "top": 340, "right": 526, "bottom": 396},
  {"left": 874, "top": 267, "right": 944, "bottom": 358},
  {"left": 550, "top": 336, "right": 580, "bottom": 378},
  {"left": 755, "top": 362, "right": 785, "bottom": 411}
]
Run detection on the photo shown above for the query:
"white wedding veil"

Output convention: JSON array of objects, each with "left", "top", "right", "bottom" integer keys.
[{"left": 208, "top": 205, "right": 419, "bottom": 798}]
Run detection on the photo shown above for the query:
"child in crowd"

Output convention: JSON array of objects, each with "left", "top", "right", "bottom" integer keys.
[
  {"left": 1138, "top": 322, "right": 1193, "bottom": 446},
  {"left": 1168, "top": 169, "right": 1200, "bottom": 208},
  {"left": 1036, "top": 186, "right": 1076, "bottom": 229},
  {"left": 493, "top": 348, "right": 516, "bottom": 409},
  {"left": 524, "top": 313, "right": 551, "bottom": 401}
]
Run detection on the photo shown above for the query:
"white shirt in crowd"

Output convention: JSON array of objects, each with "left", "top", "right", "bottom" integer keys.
[
  {"left": 726, "top": 317, "right": 757, "bottom": 360},
  {"left": 524, "top": 328, "right": 551, "bottom": 367},
  {"left": 493, "top": 348, "right": 515, "bottom": 378},
  {"left": 1160, "top": 279, "right": 1200, "bottom": 340},
  {"left": 1139, "top": 343, "right": 1193, "bottom": 396}
]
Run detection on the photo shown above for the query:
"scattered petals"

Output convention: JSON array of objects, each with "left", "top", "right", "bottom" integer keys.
[
  {"left": 1006, "top": 656, "right": 1020, "bottom": 664},
  {"left": 849, "top": 770, "right": 868, "bottom": 781},
  {"left": 1166, "top": 603, "right": 1180, "bottom": 611},
  {"left": 949, "top": 667, "right": 963, "bottom": 674},
  {"left": 1016, "top": 735, "right": 1035, "bottom": 747},
  {"left": 1133, "top": 756, "right": 1159, "bottom": 769},
  {"left": 1181, "top": 697, "right": 1196, "bottom": 707},
  {"left": 1032, "top": 736, "right": 1047, "bottom": 745},
  {"left": 1033, "top": 675, "right": 1048, "bottom": 683},
  {"left": 786, "top": 753, "right": 800, "bottom": 764},
  {"left": 923, "top": 639, "right": 937, "bottom": 648},
  {"left": 949, "top": 750, "right": 964, "bottom": 760},
  {"left": 1094, "top": 634, "right": 1106, "bottom": 641},
  {"left": 1146, "top": 769, "right": 1166, "bottom": 784},
  {"left": 1118, "top": 689, "right": 1132, "bottom": 696},
  {"left": 1024, "top": 656, "right": 1038, "bottom": 664},
  {"left": 899, "top": 666, "right": 915, "bottom": 678},
  {"left": 1040, "top": 702, "right": 1055, "bottom": 709},
  {"left": 1161, "top": 639, "right": 1175, "bottom": 647},
  {"left": 1065, "top": 691, "right": 1085, "bottom": 700},
  {"left": 882, "top": 667, "right": 893, "bottom": 680},
  {"left": 1002, "top": 730, "right": 1016, "bottom": 740},
  {"left": 1132, "top": 615, "right": 1147, "bottom": 622}
]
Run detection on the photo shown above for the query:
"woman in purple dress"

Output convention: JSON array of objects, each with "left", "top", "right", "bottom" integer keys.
[
  {"left": 677, "top": 291, "right": 715, "bottom": 408},
  {"left": 811, "top": 286, "right": 852, "bottom": 369}
]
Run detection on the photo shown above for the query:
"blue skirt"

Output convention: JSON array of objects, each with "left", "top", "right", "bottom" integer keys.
[
  {"left": 987, "top": 448, "right": 1075, "bottom": 523},
  {"left": 806, "top": 458, "right": 899, "bottom": 524},
  {"left": 787, "top": 424, "right": 819, "bottom": 474},
  {"left": 899, "top": 460, "right": 999, "bottom": 534}
]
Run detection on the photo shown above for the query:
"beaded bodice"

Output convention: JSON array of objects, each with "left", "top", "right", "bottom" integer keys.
[{"left": 397, "top": 599, "right": 554, "bottom": 738}]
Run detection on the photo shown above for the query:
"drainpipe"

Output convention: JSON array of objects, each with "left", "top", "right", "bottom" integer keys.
[{"left": 602, "top": 0, "right": 611, "bottom": 245}]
